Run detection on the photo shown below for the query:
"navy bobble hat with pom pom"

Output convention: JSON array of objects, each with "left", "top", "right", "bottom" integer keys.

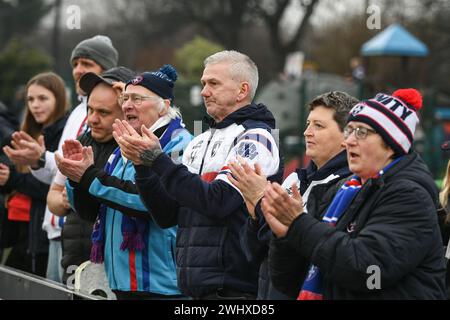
[
  {"left": 126, "top": 64, "right": 178, "bottom": 100},
  {"left": 347, "top": 88, "right": 423, "bottom": 156}
]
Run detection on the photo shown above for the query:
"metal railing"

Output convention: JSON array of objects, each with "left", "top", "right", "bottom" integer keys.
[{"left": 0, "top": 265, "right": 103, "bottom": 300}]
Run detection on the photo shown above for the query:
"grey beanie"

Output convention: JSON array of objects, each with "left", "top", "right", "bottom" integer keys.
[{"left": 70, "top": 35, "right": 118, "bottom": 70}]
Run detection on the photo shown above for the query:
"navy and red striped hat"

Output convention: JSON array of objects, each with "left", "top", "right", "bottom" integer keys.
[{"left": 347, "top": 88, "right": 423, "bottom": 156}]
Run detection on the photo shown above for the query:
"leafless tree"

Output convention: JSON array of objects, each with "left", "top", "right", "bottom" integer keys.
[
  {"left": 107, "top": 0, "right": 321, "bottom": 74},
  {"left": 253, "top": 0, "right": 320, "bottom": 70}
]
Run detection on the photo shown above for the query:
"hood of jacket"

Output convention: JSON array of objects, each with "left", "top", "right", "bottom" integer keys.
[{"left": 204, "top": 103, "right": 276, "bottom": 129}]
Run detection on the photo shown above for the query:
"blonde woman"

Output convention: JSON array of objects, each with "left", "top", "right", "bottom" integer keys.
[{"left": 439, "top": 158, "right": 450, "bottom": 298}]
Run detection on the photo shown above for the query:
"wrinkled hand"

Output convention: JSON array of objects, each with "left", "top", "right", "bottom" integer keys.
[
  {"left": 55, "top": 144, "right": 94, "bottom": 183},
  {"left": 112, "top": 119, "right": 161, "bottom": 165},
  {"left": 3, "top": 132, "right": 45, "bottom": 167},
  {"left": 261, "top": 182, "right": 303, "bottom": 238},
  {"left": 0, "top": 163, "right": 10, "bottom": 186},
  {"left": 227, "top": 157, "right": 268, "bottom": 218}
]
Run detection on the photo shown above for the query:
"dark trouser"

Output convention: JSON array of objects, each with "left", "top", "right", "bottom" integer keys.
[
  {"left": 5, "top": 222, "right": 48, "bottom": 277},
  {"left": 5, "top": 249, "right": 48, "bottom": 277},
  {"left": 196, "top": 288, "right": 256, "bottom": 300},
  {"left": 113, "top": 290, "right": 186, "bottom": 300}
]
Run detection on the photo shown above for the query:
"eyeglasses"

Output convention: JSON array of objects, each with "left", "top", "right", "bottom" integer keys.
[
  {"left": 343, "top": 126, "right": 377, "bottom": 140},
  {"left": 118, "top": 93, "right": 160, "bottom": 106}
]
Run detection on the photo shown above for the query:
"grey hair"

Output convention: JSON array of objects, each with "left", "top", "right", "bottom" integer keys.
[
  {"left": 308, "top": 91, "right": 359, "bottom": 131},
  {"left": 204, "top": 50, "right": 259, "bottom": 100},
  {"left": 158, "top": 98, "right": 181, "bottom": 120}
]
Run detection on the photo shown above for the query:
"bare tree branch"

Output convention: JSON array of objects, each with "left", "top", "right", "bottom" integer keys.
[
  {"left": 286, "top": 0, "right": 320, "bottom": 52},
  {"left": 105, "top": 0, "right": 322, "bottom": 73},
  {"left": 258, "top": 0, "right": 319, "bottom": 69}
]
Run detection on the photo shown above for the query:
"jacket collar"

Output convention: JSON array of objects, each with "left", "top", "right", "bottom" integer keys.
[
  {"left": 43, "top": 114, "right": 69, "bottom": 137},
  {"left": 297, "top": 150, "right": 350, "bottom": 194},
  {"left": 203, "top": 103, "right": 276, "bottom": 129},
  {"left": 369, "top": 151, "right": 438, "bottom": 200}
]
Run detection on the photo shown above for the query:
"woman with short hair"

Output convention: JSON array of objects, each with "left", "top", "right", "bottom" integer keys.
[{"left": 228, "top": 91, "right": 358, "bottom": 299}]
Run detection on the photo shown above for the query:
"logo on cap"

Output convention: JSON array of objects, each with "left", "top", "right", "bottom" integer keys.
[
  {"left": 131, "top": 76, "right": 143, "bottom": 85},
  {"left": 351, "top": 104, "right": 365, "bottom": 116}
]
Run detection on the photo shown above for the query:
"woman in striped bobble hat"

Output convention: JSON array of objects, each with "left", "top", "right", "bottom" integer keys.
[{"left": 265, "top": 89, "right": 447, "bottom": 300}]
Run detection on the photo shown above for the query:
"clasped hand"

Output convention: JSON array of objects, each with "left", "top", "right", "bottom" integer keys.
[
  {"left": 261, "top": 182, "right": 304, "bottom": 238},
  {"left": 3, "top": 131, "right": 45, "bottom": 167},
  {"left": 112, "top": 119, "right": 161, "bottom": 165},
  {"left": 55, "top": 140, "right": 94, "bottom": 183},
  {"left": 227, "top": 157, "right": 268, "bottom": 219}
]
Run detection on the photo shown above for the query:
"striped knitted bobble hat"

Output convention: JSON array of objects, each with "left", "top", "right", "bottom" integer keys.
[{"left": 347, "top": 88, "right": 423, "bottom": 156}]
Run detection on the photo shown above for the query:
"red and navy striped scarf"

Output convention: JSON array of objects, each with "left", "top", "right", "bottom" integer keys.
[{"left": 297, "top": 156, "right": 403, "bottom": 300}]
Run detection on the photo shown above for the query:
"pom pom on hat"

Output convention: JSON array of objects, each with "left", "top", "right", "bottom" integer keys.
[
  {"left": 159, "top": 64, "right": 178, "bottom": 82},
  {"left": 393, "top": 88, "right": 423, "bottom": 111}
]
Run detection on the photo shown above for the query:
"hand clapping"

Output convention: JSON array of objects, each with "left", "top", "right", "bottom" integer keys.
[
  {"left": 0, "top": 163, "right": 10, "bottom": 186},
  {"left": 261, "top": 182, "right": 303, "bottom": 238},
  {"left": 3, "top": 132, "right": 45, "bottom": 167},
  {"left": 55, "top": 140, "right": 94, "bottom": 183},
  {"left": 227, "top": 157, "right": 268, "bottom": 218},
  {"left": 112, "top": 119, "right": 161, "bottom": 165}
]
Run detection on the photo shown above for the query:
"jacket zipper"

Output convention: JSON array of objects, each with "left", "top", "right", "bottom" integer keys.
[
  {"left": 184, "top": 129, "right": 215, "bottom": 291},
  {"left": 198, "top": 129, "right": 215, "bottom": 175}
]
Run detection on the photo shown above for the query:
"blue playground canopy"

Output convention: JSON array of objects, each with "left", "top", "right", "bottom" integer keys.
[
  {"left": 361, "top": 23, "right": 429, "bottom": 57},
  {"left": 435, "top": 108, "right": 450, "bottom": 121}
]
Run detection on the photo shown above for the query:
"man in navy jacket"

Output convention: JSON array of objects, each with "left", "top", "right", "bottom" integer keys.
[{"left": 115, "top": 50, "right": 283, "bottom": 299}]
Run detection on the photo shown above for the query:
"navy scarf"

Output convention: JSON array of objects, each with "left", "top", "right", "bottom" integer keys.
[{"left": 90, "top": 117, "right": 184, "bottom": 263}]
